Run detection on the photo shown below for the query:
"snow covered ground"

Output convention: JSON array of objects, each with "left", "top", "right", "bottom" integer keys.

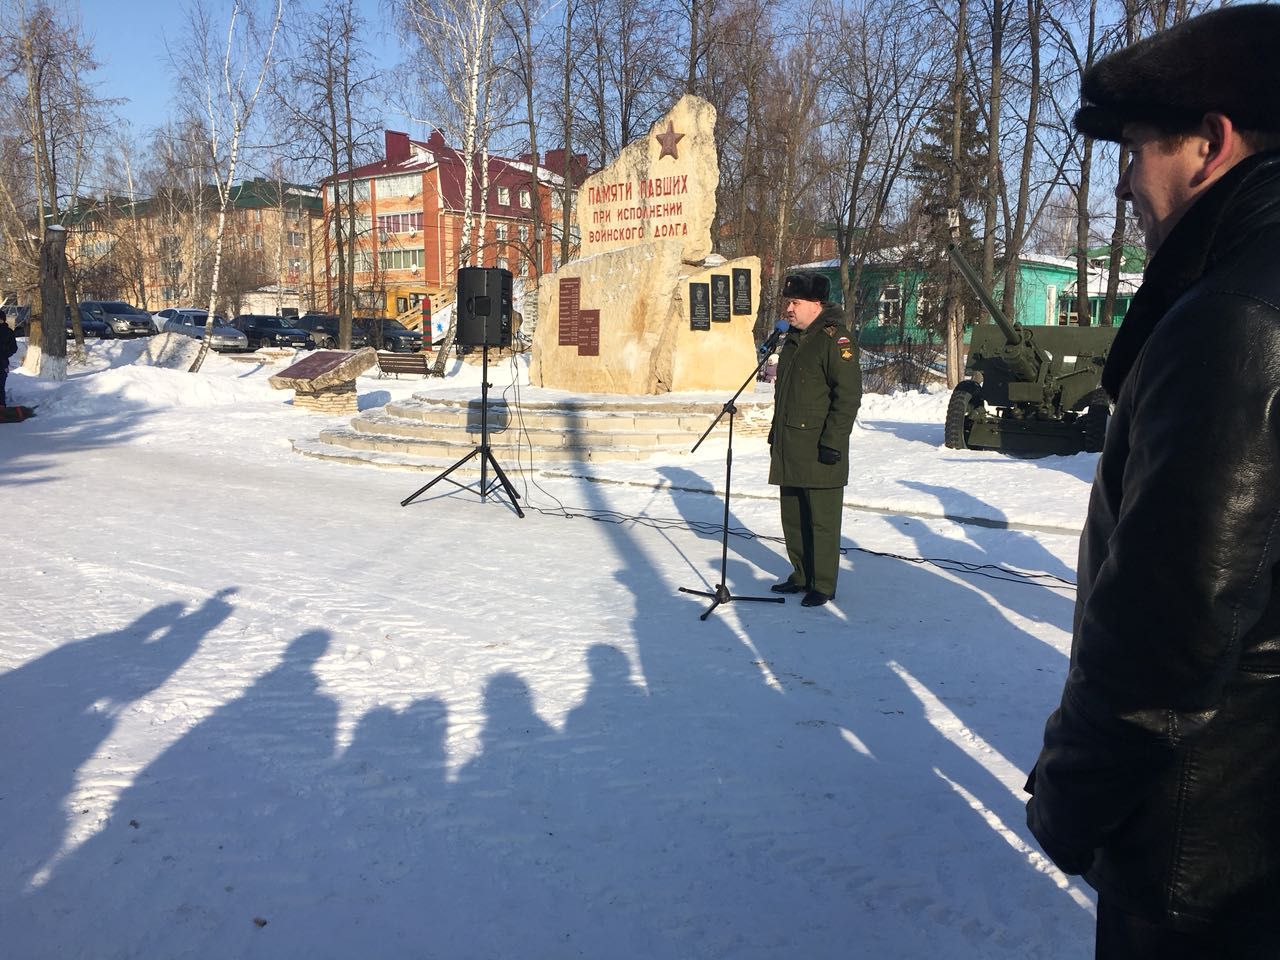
[{"left": 3, "top": 338, "right": 1096, "bottom": 959}]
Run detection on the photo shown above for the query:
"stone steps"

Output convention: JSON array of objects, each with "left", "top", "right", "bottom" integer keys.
[
  {"left": 293, "top": 391, "right": 774, "bottom": 471},
  {"left": 349, "top": 411, "right": 706, "bottom": 450}
]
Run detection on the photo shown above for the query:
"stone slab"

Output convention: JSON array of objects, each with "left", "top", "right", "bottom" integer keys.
[{"left": 269, "top": 348, "right": 377, "bottom": 390}]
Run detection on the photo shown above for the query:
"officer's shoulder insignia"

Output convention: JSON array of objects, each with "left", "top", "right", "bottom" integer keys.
[{"left": 822, "top": 323, "right": 838, "bottom": 338}]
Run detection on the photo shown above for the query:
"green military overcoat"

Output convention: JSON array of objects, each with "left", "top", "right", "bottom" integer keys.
[{"left": 768, "top": 305, "right": 862, "bottom": 487}]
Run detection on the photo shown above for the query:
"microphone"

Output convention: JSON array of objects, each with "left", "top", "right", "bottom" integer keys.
[{"left": 764, "top": 325, "right": 784, "bottom": 351}]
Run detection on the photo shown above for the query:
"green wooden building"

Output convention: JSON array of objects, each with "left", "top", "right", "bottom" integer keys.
[{"left": 794, "top": 249, "right": 1143, "bottom": 348}]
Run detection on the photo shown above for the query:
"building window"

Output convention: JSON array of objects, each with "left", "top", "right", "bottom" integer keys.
[
  {"left": 330, "top": 214, "right": 372, "bottom": 238},
  {"left": 495, "top": 223, "right": 508, "bottom": 241},
  {"left": 519, "top": 224, "right": 529, "bottom": 242},
  {"left": 253, "top": 233, "right": 263, "bottom": 250},
  {"left": 374, "top": 174, "right": 420, "bottom": 199},
  {"left": 519, "top": 188, "right": 531, "bottom": 208},
  {"left": 376, "top": 212, "right": 423, "bottom": 235},
  {"left": 496, "top": 255, "right": 509, "bottom": 271},
  {"left": 338, "top": 250, "right": 374, "bottom": 273},
  {"left": 879, "top": 285, "right": 901, "bottom": 323},
  {"left": 287, "top": 231, "right": 304, "bottom": 246},
  {"left": 288, "top": 258, "right": 302, "bottom": 273},
  {"left": 497, "top": 186, "right": 510, "bottom": 205},
  {"left": 254, "top": 209, "right": 262, "bottom": 222},
  {"left": 379, "top": 247, "right": 424, "bottom": 271},
  {"left": 328, "top": 179, "right": 371, "bottom": 203}
]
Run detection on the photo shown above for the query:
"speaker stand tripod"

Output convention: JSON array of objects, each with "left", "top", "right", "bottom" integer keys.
[
  {"left": 400, "top": 341, "right": 525, "bottom": 518},
  {"left": 679, "top": 329, "right": 785, "bottom": 620}
]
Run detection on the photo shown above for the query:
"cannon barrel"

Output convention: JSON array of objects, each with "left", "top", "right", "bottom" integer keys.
[{"left": 946, "top": 242, "right": 1021, "bottom": 347}]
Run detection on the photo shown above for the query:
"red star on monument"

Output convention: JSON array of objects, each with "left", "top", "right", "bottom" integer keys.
[{"left": 655, "top": 121, "right": 685, "bottom": 160}]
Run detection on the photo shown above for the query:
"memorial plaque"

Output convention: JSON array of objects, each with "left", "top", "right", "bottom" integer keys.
[
  {"left": 266, "top": 345, "right": 373, "bottom": 394},
  {"left": 577, "top": 309, "right": 600, "bottom": 357},
  {"left": 710, "top": 274, "right": 731, "bottom": 322},
  {"left": 559, "top": 277, "right": 581, "bottom": 346},
  {"left": 732, "top": 267, "right": 752, "bottom": 315},
  {"left": 689, "top": 282, "right": 711, "bottom": 331},
  {"left": 275, "top": 350, "right": 353, "bottom": 381}
]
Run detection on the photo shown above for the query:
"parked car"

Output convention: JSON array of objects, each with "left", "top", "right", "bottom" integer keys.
[
  {"left": 359, "top": 316, "right": 423, "bottom": 353},
  {"left": 230, "top": 315, "right": 313, "bottom": 350},
  {"left": 66, "top": 306, "right": 109, "bottom": 339},
  {"left": 79, "top": 300, "right": 155, "bottom": 338},
  {"left": 4, "top": 305, "right": 109, "bottom": 340},
  {"left": 294, "top": 314, "right": 371, "bottom": 349},
  {"left": 164, "top": 310, "right": 250, "bottom": 352},
  {"left": 152, "top": 307, "right": 209, "bottom": 332}
]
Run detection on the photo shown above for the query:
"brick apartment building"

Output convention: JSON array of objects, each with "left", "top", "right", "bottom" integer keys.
[
  {"left": 320, "top": 130, "right": 585, "bottom": 319},
  {"left": 60, "top": 179, "right": 326, "bottom": 315}
]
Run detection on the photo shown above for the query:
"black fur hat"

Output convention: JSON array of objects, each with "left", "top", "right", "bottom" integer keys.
[
  {"left": 781, "top": 272, "right": 830, "bottom": 302},
  {"left": 1075, "top": 4, "right": 1280, "bottom": 143}
]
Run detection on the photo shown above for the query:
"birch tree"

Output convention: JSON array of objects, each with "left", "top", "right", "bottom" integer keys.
[
  {"left": 172, "top": 0, "right": 282, "bottom": 373},
  {"left": 401, "top": 0, "right": 509, "bottom": 268}
]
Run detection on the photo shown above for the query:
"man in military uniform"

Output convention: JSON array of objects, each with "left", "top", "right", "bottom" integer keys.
[{"left": 767, "top": 272, "right": 861, "bottom": 607}]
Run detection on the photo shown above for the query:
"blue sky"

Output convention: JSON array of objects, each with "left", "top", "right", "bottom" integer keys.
[
  {"left": 80, "top": 0, "right": 182, "bottom": 132},
  {"left": 78, "top": 0, "right": 401, "bottom": 136}
]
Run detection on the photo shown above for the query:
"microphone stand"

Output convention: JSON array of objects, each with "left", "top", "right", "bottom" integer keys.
[{"left": 679, "top": 327, "right": 787, "bottom": 621}]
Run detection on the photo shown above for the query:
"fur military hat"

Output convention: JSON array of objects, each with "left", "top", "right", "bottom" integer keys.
[
  {"left": 1074, "top": 4, "right": 1280, "bottom": 143},
  {"left": 781, "top": 272, "right": 830, "bottom": 302}
]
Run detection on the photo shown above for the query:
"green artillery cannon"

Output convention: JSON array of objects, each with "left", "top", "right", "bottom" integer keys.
[{"left": 943, "top": 242, "right": 1117, "bottom": 455}]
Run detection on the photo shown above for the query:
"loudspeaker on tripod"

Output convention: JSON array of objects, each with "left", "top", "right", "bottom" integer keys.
[{"left": 456, "top": 267, "right": 513, "bottom": 347}]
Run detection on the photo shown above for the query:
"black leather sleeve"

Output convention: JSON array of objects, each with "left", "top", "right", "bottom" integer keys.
[{"left": 1027, "top": 292, "right": 1280, "bottom": 871}]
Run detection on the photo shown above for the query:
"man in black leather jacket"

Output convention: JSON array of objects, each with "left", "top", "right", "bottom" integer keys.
[{"left": 1026, "top": 6, "right": 1280, "bottom": 956}]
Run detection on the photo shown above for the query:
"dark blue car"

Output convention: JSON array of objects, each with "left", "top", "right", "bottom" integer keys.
[
  {"left": 231, "top": 315, "right": 314, "bottom": 350},
  {"left": 359, "top": 317, "right": 424, "bottom": 352}
]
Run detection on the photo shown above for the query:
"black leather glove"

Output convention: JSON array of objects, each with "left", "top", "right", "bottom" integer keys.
[
  {"left": 818, "top": 445, "right": 841, "bottom": 465},
  {"left": 767, "top": 426, "right": 774, "bottom": 445}
]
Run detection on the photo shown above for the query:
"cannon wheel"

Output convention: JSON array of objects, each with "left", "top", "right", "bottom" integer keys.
[
  {"left": 1079, "top": 388, "right": 1110, "bottom": 453},
  {"left": 944, "top": 380, "right": 983, "bottom": 449}
]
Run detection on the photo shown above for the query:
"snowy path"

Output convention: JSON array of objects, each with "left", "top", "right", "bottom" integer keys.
[{"left": 2, "top": 348, "right": 1096, "bottom": 959}]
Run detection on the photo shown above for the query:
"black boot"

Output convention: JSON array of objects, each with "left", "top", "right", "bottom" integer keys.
[
  {"left": 771, "top": 581, "right": 805, "bottom": 594},
  {"left": 801, "top": 591, "right": 832, "bottom": 607}
]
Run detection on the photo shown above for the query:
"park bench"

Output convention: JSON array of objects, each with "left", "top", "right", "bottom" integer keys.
[{"left": 376, "top": 351, "right": 433, "bottom": 378}]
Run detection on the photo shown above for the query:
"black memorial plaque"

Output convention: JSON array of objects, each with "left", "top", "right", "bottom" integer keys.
[
  {"left": 689, "top": 282, "right": 711, "bottom": 331},
  {"left": 577, "top": 309, "right": 600, "bottom": 357},
  {"left": 711, "top": 274, "right": 731, "bottom": 322},
  {"left": 732, "top": 267, "right": 752, "bottom": 315},
  {"left": 558, "top": 277, "right": 581, "bottom": 346}
]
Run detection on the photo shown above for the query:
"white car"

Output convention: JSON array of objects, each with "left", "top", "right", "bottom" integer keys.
[
  {"left": 159, "top": 309, "right": 250, "bottom": 352},
  {"left": 152, "top": 307, "right": 209, "bottom": 332}
]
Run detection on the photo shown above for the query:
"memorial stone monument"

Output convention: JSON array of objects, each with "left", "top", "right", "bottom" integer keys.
[
  {"left": 531, "top": 95, "right": 762, "bottom": 394},
  {"left": 270, "top": 348, "right": 377, "bottom": 415}
]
